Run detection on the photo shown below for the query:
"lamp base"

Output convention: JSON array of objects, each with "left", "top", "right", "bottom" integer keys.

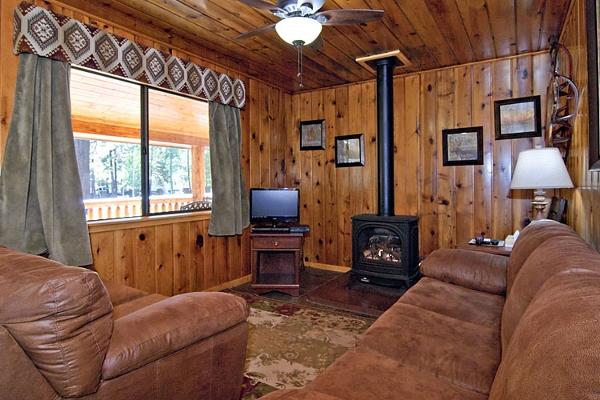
[{"left": 531, "top": 189, "right": 548, "bottom": 220}]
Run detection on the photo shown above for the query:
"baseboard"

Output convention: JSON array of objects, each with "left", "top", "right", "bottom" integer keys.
[
  {"left": 203, "top": 274, "right": 252, "bottom": 292},
  {"left": 305, "top": 262, "right": 351, "bottom": 273}
]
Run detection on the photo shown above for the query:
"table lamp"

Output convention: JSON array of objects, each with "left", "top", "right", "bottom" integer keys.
[{"left": 510, "top": 147, "right": 574, "bottom": 220}]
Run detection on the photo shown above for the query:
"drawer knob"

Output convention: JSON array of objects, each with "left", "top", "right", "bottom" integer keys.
[{"left": 274, "top": 241, "right": 279, "bottom": 247}]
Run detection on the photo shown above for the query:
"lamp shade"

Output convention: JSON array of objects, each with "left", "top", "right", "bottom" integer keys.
[
  {"left": 510, "top": 147, "right": 574, "bottom": 189},
  {"left": 275, "top": 17, "right": 322, "bottom": 46}
]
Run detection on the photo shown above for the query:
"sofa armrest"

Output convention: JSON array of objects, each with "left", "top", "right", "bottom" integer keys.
[
  {"left": 102, "top": 292, "right": 248, "bottom": 380},
  {"left": 420, "top": 249, "right": 508, "bottom": 295}
]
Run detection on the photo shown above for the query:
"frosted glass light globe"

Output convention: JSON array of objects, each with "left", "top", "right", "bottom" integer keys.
[{"left": 275, "top": 17, "right": 322, "bottom": 46}]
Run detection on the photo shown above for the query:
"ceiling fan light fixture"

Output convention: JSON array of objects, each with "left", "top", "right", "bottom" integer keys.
[{"left": 275, "top": 17, "right": 322, "bottom": 46}]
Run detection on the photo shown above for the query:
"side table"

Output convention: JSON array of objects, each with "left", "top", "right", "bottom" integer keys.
[
  {"left": 456, "top": 243, "right": 512, "bottom": 257},
  {"left": 250, "top": 233, "right": 304, "bottom": 296}
]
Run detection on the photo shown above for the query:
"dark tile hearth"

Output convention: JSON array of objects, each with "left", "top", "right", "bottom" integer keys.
[
  {"left": 305, "top": 273, "right": 405, "bottom": 318},
  {"left": 230, "top": 267, "right": 402, "bottom": 317}
]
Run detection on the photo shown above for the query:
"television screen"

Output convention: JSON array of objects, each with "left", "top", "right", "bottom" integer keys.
[{"left": 250, "top": 188, "right": 299, "bottom": 223}]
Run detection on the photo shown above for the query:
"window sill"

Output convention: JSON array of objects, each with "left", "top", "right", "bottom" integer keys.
[{"left": 88, "top": 211, "right": 211, "bottom": 233}]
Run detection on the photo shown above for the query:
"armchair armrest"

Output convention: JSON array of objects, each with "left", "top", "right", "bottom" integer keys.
[
  {"left": 102, "top": 292, "right": 248, "bottom": 380},
  {"left": 421, "top": 249, "right": 508, "bottom": 295}
]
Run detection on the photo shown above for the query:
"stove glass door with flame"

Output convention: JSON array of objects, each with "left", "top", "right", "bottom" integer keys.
[{"left": 358, "top": 227, "right": 403, "bottom": 266}]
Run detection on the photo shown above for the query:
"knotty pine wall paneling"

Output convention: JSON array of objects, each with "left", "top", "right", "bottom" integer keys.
[
  {"left": 560, "top": 0, "right": 600, "bottom": 250},
  {"left": 285, "top": 53, "right": 553, "bottom": 266},
  {"left": 0, "top": 0, "right": 293, "bottom": 293}
]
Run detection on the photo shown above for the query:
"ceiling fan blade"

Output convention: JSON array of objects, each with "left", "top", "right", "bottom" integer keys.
[
  {"left": 298, "top": 0, "right": 326, "bottom": 12},
  {"left": 235, "top": 23, "right": 277, "bottom": 40},
  {"left": 316, "top": 9, "right": 384, "bottom": 25},
  {"left": 239, "top": 0, "right": 282, "bottom": 12}
]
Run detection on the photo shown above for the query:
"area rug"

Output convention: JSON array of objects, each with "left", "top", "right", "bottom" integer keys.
[
  {"left": 305, "top": 273, "right": 405, "bottom": 318},
  {"left": 234, "top": 291, "right": 374, "bottom": 399}
]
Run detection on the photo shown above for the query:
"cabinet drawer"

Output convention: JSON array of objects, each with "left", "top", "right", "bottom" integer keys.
[{"left": 252, "top": 236, "right": 302, "bottom": 249}]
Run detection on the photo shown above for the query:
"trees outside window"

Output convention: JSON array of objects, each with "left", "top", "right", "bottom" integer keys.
[{"left": 70, "top": 68, "right": 211, "bottom": 221}]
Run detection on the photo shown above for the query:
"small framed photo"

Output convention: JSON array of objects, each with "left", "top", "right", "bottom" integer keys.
[
  {"left": 335, "top": 134, "right": 365, "bottom": 167},
  {"left": 442, "top": 127, "right": 484, "bottom": 166},
  {"left": 494, "top": 95, "right": 542, "bottom": 140},
  {"left": 300, "top": 119, "right": 326, "bottom": 150}
]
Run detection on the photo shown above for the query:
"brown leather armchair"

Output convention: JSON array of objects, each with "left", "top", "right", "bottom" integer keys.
[{"left": 0, "top": 247, "right": 249, "bottom": 400}]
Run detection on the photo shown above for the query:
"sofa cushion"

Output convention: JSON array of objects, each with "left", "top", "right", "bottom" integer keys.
[
  {"left": 359, "top": 302, "right": 500, "bottom": 394},
  {"left": 0, "top": 247, "right": 112, "bottom": 398},
  {"left": 399, "top": 277, "right": 504, "bottom": 329},
  {"left": 490, "top": 269, "right": 600, "bottom": 400},
  {"left": 304, "top": 347, "right": 487, "bottom": 400},
  {"left": 506, "top": 220, "right": 578, "bottom": 293},
  {"left": 501, "top": 235, "right": 600, "bottom": 350}
]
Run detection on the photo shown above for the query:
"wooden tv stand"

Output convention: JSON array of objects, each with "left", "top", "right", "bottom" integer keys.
[{"left": 250, "top": 232, "right": 304, "bottom": 296}]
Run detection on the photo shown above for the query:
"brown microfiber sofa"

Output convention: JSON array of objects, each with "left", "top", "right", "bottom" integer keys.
[
  {"left": 263, "top": 220, "right": 600, "bottom": 400},
  {"left": 0, "top": 247, "right": 249, "bottom": 400}
]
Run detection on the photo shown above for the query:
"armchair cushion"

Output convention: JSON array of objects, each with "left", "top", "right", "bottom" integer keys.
[
  {"left": 103, "top": 292, "right": 249, "bottom": 380},
  {"left": 421, "top": 249, "right": 508, "bottom": 295}
]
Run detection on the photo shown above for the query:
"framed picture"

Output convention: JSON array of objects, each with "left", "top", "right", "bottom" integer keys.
[
  {"left": 494, "top": 96, "right": 542, "bottom": 140},
  {"left": 300, "top": 119, "right": 326, "bottom": 150},
  {"left": 335, "top": 134, "right": 365, "bottom": 167},
  {"left": 586, "top": 0, "right": 600, "bottom": 169},
  {"left": 442, "top": 127, "right": 484, "bottom": 166}
]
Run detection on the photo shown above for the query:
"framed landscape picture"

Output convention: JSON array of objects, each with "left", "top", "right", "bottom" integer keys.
[
  {"left": 335, "top": 134, "right": 365, "bottom": 167},
  {"left": 442, "top": 127, "right": 484, "bottom": 166},
  {"left": 300, "top": 119, "right": 326, "bottom": 150},
  {"left": 586, "top": 0, "right": 600, "bottom": 169},
  {"left": 494, "top": 96, "right": 542, "bottom": 140}
]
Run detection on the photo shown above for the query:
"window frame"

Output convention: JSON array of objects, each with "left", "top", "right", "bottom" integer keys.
[{"left": 71, "top": 66, "right": 211, "bottom": 221}]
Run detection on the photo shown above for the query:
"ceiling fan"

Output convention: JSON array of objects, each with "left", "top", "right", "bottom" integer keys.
[{"left": 235, "top": 0, "right": 384, "bottom": 87}]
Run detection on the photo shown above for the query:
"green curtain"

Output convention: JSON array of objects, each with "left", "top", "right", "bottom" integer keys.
[
  {"left": 0, "top": 54, "right": 92, "bottom": 266},
  {"left": 208, "top": 102, "right": 249, "bottom": 236}
]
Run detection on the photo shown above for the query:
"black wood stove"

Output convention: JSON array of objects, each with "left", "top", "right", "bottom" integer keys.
[{"left": 351, "top": 55, "right": 420, "bottom": 288}]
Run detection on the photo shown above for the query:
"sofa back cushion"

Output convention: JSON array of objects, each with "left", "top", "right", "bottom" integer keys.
[
  {"left": 506, "top": 220, "right": 578, "bottom": 293},
  {"left": 0, "top": 247, "right": 113, "bottom": 397},
  {"left": 501, "top": 235, "right": 600, "bottom": 350},
  {"left": 490, "top": 269, "right": 600, "bottom": 400}
]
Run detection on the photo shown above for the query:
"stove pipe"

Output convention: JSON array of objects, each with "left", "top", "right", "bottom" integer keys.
[{"left": 375, "top": 57, "right": 397, "bottom": 216}]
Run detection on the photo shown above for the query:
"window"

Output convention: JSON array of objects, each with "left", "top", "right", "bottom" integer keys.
[{"left": 70, "top": 68, "right": 211, "bottom": 221}]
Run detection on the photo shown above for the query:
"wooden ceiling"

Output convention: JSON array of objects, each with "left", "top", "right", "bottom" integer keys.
[{"left": 59, "top": 0, "right": 572, "bottom": 92}]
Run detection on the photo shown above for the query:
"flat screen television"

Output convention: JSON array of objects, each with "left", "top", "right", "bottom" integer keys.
[{"left": 250, "top": 188, "right": 299, "bottom": 225}]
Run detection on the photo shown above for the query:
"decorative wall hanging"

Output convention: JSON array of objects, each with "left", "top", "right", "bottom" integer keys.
[
  {"left": 335, "top": 134, "right": 364, "bottom": 167},
  {"left": 442, "top": 127, "right": 484, "bottom": 166},
  {"left": 494, "top": 96, "right": 542, "bottom": 140},
  {"left": 300, "top": 119, "right": 326, "bottom": 150},
  {"left": 12, "top": 2, "right": 246, "bottom": 108},
  {"left": 585, "top": 0, "right": 600, "bottom": 170},
  {"left": 547, "top": 42, "right": 579, "bottom": 162}
]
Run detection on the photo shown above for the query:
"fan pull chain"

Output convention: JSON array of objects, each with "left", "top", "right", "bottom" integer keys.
[{"left": 297, "top": 43, "right": 304, "bottom": 89}]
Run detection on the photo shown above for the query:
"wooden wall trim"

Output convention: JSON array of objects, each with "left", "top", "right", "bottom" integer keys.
[
  {"left": 88, "top": 212, "right": 212, "bottom": 233},
  {"left": 203, "top": 275, "right": 251, "bottom": 292},
  {"left": 294, "top": 50, "right": 550, "bottom": 95}
]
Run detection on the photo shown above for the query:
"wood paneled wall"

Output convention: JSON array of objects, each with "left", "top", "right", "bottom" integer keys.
[
  {"left": 0, "top": 0, "right": 290, "bottom": 293},
  {"left": 89, "top": 216, "right": 249, "bottom": 294},
  {"left": 276, "top": 53, "right": 552, "bottom": 266},
  {"left": 560, "top": 0, "right": 600, "bottom": 250}
]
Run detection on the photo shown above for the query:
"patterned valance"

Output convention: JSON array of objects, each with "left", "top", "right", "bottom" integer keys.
[{"left": 12, "top": 2, "right": 246, "bottom": 108}]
